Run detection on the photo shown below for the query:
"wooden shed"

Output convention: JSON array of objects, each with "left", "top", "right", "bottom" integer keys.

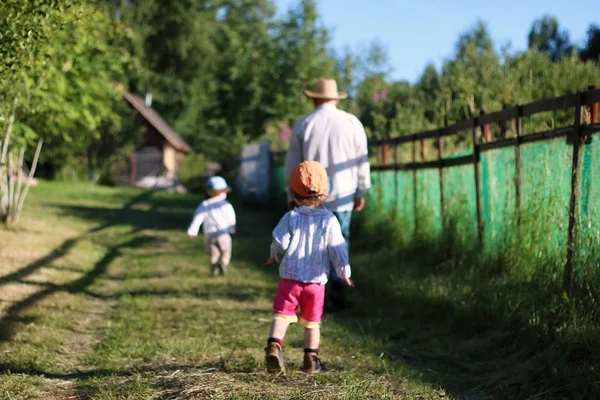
[{"left": 119, "top": 91, "right": 191, "bottom": 185}]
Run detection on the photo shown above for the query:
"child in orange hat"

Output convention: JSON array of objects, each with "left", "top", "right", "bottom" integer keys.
[{"left": 264, "top": 160, "right": 354, "bottom": 374}]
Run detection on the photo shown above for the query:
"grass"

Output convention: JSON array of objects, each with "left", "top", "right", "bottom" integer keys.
[
  {"left": 351, "top": 171, "right": 600, "bottom": 399},
  {"left": 0, "top": 181, "right": 448, "bottom": 399}
]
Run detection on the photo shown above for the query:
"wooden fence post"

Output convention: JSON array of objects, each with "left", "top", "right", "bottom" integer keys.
[
  {"left": 437, "top": 128, "right": 445, "bottom": 238},
  {"left": 130, "top": 151, "right": 137, "bottom": 185},
  {"left": 564, "top": 93, "right": 585, "bottom": 293},
  {"left": 382, "top": 143, "right": 389, "bottom": 165},
  {"left": 480, "top": 110, "right": 494, "bottom": 243},
  {"left": 393, "top": 143, "right": 399, "bottom": 207},
  {"left": 480, "top": 110, "right": 492, "bottom": 143},
  {"left": 412, "top": 137, "right": 418, "bottom": 236},
  {"left": 472, "top": 118, "right": 484, "bottom": 250},
  {"left": 376, "top": 145, "right": 383, "bottom": 197},
  {"left": 514, "top": 106, "right": 523, "bottom": 225},
  {"left": 589, "top": 85, "right": 599, "bottom": 122}
]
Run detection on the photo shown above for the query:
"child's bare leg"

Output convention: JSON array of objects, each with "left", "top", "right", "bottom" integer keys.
[
  {"left": 209, "top": 243, "right": 220, "bottom": 276},
  {"left": 269, "top": 319, "right": 289, "bottom": 341},
  {"left": 302, "top": 326, "right": 325, "bottom": 373},
  {"left": 219, "top": 250, "right": 231, "bottom": 275},
  {"left": 266, "top": 319, "right": 289, "bottom": 372},
  {"left": 304, "top": 327, "right": 320, "bottom": 349}
]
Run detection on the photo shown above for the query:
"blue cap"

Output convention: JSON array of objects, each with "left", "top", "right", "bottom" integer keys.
[{"left": 206, "top": 176, "right": 230, "bottom": 191}]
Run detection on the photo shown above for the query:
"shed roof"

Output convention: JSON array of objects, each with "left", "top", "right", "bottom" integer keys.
[{"left": 123, "top": 91, "right": 191, "bottom": 153}]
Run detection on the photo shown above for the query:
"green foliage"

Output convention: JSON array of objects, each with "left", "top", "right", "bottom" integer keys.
[
  {"left": 355, "top": 21, "right": 600, "bottom": 153},
  {"left": 2, "top": 2, "right": 599, "bottom": 177},
  {"left": 178, "top": 153, "right": 207, "bottom": 193},
  {"left": 528, "top": 15, "right": 573, "bottom": 61},
  {"left": 0, "top": 0, "right": 134, "bottom": 177},
  {"left": 580, "top": 24, "right": 600, "bottom": 62},
  {"left": 116, "top": 0, "right": 336, "bottom": 164}
]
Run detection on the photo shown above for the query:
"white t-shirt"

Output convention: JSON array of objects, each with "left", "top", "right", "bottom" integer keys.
[
  {"left": 187, "top": 193, "right": 236, "bottom": 238},
  {"left": 285, "top": 103, "right": 372, "bottom": 212}
]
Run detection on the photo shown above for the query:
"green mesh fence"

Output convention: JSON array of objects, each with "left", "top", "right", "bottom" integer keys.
[
  {"left": 579, "top": 134, "right": 600, "bottom": 272},
  {"left": 362, "top": 134, "right": 599, "bottom": 271}
]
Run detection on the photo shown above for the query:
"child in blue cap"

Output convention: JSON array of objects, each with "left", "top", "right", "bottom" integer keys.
[{"left": 187, "top": 176, "right": 237, "bottom": 276}]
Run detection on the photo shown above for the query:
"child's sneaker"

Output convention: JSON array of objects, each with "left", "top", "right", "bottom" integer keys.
[
  {"left": 265, "top": 342, "right": 285, "bottom": 373},
  {"left": 302, "top": 351, "right": 327, "bottom": 373}
]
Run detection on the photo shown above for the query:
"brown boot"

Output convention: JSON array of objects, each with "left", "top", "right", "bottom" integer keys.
[
  {"left": 265, "top": 341, "right": 285, "bottom": 373},
  {"left": 302, "top": 350, "right": 327, "bottom": 373}
]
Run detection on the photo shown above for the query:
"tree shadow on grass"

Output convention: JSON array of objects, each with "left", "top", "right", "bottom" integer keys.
[
  {"left": 0, "top": 234, "right": 159, "bottom": 342},
  {"left": 0, "top": 191, "right": 154, "bottom": 288},
  {"left": 0, "top": 190, "right": 165, "bottom": 345}
]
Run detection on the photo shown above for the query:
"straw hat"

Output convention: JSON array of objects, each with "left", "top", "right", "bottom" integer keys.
[{"left": 303, "top": 78, "right": 348, "bottom": 100}]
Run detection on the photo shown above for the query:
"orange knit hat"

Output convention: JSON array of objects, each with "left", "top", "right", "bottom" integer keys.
[{"left": 290, "top": 161, "right": 328, "bottom": 197}]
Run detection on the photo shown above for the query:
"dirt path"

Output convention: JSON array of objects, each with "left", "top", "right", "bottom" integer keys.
[{"left": 0, "top": 183, "right": 447, "bottom": 400}]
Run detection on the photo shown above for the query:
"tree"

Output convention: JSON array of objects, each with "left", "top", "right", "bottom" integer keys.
[
  {"left": 440, "top": 21, "right": 503, "bottom": 123},
  {"left": 580, "top": 24, "right": 600, "bottom": 62},
  {"left": 16, "top": 2, "right": 134, "bottom": 178},
  {"left": 528, "top": 15, "right": 573, "bottom": 61},
  {"left": 270, "top": 0, "right": 336, "bottom": 123},
  {"left": 416, "top": 64, "right": 441, "bottom": 124},
  {"left": 191, "top": 0, "right": 279, "bottom": 161},
  {"left": 0, "top": 1, "right": 133, "bottom": 223}
]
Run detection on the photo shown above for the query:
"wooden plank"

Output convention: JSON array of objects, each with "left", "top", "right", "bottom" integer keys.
[
  {"left": 442, "top": 155, "right": 474, "bottom": 168},
  {"left": 437, "top": 133, "right": 445, "bottom": 239},
  {"left": 585, "top": 89, "right": 600, "bottom": 105},
  {"left": 370, "top": 91, "right": 594, "bottom": 149},
  {"left": 564, "top": 96, "right": 584, "bottom": 292},
  {"left": 371, "top": 164, "right": 402, "bottom": 171},
  {"left": 412, "top": 139, "right": 418, "bottom": 235},
  {"left": 522, "top": 93, "right": 578, "bottom": 117},
  {"left": 582, "top": 123, "right": 600, "bottom": 135},
  {"left": 472, "top": 121, "right": 484, "bottom": 250},
  {"left": 393, "top": 143, "right": 399, "bottom": 205},
  {"left": 414, "top": 128, "right": 440, "bottom": 141},
  {"left": 369, "top": 134, "right": 415, "bottom": 147},
  {"left": 588, "top": 86, "right": 599, "bottom": 121},
  {"left": 515, "top": 108, "right": 523, "bottom": 225},
  {"left": 130, "top": 151, "right": 136, "bottom": 185},
  {"left": 521, "top": 126, "right": 573, "bottom": 144},
  {"left": 372, "top": 155, "right": 473, "bottom": 171},
  {"left": 444, "top": 118, "right": 474, "bottom": 136},
  {"left": 479, "top": 124, "right": 597, "bottom": 152},
  {"left": 479, "top": 138, "right": 518, "bottom": 152},
  {"left": 478, "top": 106, "right": 519, "bottom": 125},
  {"left": 404, "top": 160, "right": 440, "bottom": 170}
]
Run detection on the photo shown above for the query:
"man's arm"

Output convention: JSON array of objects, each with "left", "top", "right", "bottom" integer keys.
[
  {"left": 284, "top": 124, "right": 303, "bottom": 207},
  {"left": 354, "top": 119, "right": 371, "bottom": 211}
]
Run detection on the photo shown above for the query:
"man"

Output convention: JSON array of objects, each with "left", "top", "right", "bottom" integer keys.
[{"left": 284, "top": 78, "right": 371, "bottom": 310}]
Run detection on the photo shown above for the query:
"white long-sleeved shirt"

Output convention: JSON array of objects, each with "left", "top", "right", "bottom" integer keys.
[
  {"left": 187, "top": 194, "right": 236, "bottom": 238},
  {"left": 285, "top": 103, "right": 371, "bottom": 212},
  {"left": 270, "top": 206, "right": 351, "bottom": 285}
]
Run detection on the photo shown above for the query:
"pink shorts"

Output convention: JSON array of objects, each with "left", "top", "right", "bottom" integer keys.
[{"left": 272, "top": 278, "right": 325, "bottom": 328}]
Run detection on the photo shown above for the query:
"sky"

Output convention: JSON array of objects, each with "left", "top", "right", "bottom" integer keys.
[{"left": 274, "top": 0, "right": 597, "bottom": 83}]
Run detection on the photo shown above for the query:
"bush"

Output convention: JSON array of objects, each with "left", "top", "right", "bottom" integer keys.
[{"left": 179, "top": 153, "right": 207, "bottom": 193}]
